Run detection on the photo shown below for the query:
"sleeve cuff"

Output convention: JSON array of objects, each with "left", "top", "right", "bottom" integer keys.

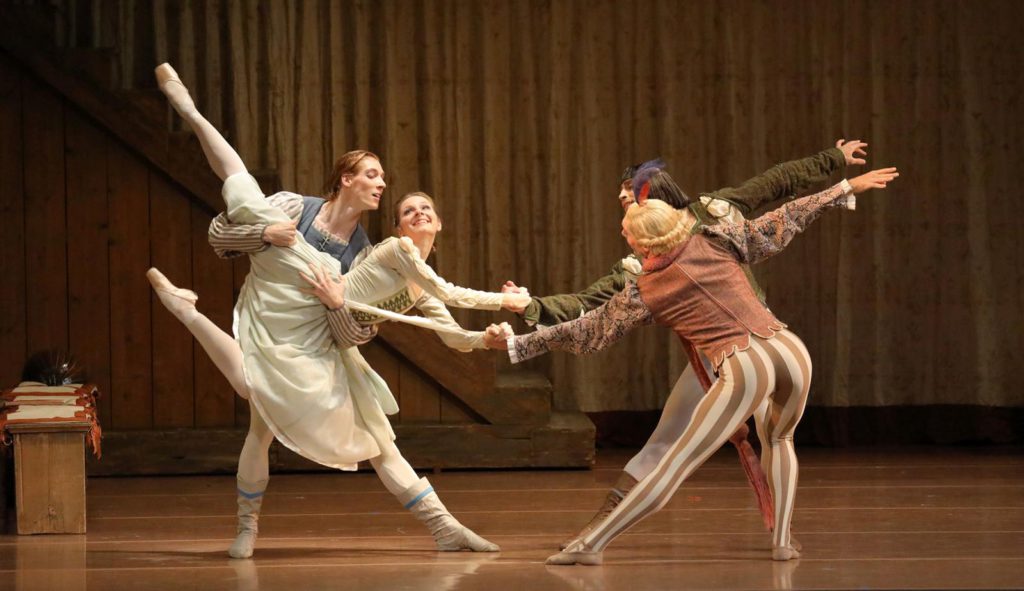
[
  {"left": 507, "top": 336, "right": 521, "bottom": 364},
  {"left": 839, "top": 179, "right": 856, "bottom": 210}
]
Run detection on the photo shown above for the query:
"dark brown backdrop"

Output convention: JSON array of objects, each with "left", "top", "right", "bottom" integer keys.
[{"left": 2, "top": 1, "right": 1021, "bottom": 440}]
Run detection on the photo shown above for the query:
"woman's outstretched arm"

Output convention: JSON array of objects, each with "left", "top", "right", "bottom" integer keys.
[
  {"left": 413, "top": 295, "right": 488, "bottom": 352},
  {"left": 374, "top": 237, "right": 527, "bottom": 312}
]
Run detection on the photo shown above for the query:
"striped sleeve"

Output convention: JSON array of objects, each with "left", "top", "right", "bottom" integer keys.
[
  {"left": 326, "top": 306, "right": 378, "bottom": 348},
  {"left": 208, "top": 192, "right": 305, "bottom": 259}
]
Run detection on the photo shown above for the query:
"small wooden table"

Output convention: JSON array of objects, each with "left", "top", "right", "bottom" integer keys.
[{"left": 8, "top": 421, "right": 90, "bottom": 534}]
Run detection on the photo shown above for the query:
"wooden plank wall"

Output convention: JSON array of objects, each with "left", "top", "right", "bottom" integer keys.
[
  {"left": 0, "top": 51, "right": 469, "bottom": 432},
  {"left": 0, "top": 52, "right": 227, "bottom": 430}
]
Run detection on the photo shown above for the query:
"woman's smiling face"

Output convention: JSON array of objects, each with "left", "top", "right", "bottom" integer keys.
[{"left": 396, "top": 194, "right": 442, "bottom": 239}]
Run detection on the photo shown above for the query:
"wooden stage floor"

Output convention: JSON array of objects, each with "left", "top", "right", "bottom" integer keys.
[{"left": 2, "top": 446, "right": 1023, "bottom": 590}]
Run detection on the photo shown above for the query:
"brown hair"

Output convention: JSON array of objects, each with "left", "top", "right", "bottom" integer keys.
[
  {"left": 323, "top": 150, "right": 380, "bottom": 200},
  {"left": 393, "top": 191, "right": 441, "bottom": 228},
  {"left": 644, "top": 170, "right": 691, "bottom": 209}
]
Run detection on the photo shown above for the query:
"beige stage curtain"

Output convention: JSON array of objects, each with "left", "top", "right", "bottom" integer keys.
[{"left": 47, "top": 0, "right": 1023, "bottom": 410}]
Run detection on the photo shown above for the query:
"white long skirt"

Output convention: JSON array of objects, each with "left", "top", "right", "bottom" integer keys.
[{"left": 223, "top": 173, "right": 397, "bottom": 471}]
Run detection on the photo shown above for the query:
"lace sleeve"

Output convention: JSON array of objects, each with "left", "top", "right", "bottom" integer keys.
[
  {"left": 703, "top": 179, "right": 854, "bottom": 265},
  {"left": 509, "top": 282, "right": 654, "bottom": 363}
]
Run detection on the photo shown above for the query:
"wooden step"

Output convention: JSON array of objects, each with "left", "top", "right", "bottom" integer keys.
[
  {"left": 87, "top": 412, "right": 595, "bottom": 475},
  {"left": 59, "top": 47, "right": 117, "bottom": 89},
  {"left": 121, "top": 88, "right": 167, "bottom": 127},
  {"left": 0, "top": 13, "right": 226, "bottom": 215},
  {"left": 494, "top": 370, "right": 553, "bottom": 425}
]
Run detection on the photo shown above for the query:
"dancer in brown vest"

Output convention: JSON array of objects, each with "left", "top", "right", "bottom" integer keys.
[{"left": 487, "top": 164, "right": 898, "bottom": 564}]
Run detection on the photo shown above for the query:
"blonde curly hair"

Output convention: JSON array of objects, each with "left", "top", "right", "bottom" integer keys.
[{"left": 625, "top": 199, "right": 694, "bottom": 256}]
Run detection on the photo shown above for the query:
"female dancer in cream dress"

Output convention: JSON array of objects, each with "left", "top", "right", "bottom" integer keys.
[{"left": 147, "top": 64, "right": 527, "bottom": 558}]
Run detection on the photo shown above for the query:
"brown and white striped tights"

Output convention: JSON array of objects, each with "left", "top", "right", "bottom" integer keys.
[{"left": 577, "top": 328, "right": 812, "bottom": 560}]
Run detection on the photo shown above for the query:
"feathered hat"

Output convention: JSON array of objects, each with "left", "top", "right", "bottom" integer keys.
[{"left": 630, "top": 158, "right": 666, "bottom": 205}]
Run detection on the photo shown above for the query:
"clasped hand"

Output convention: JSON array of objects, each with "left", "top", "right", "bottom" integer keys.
[
  {"left": 483, "top": 322, "right": 514, "bottom": 350},
  {"left": 500, "top": 280, "right": 530, "bottom": 313}
]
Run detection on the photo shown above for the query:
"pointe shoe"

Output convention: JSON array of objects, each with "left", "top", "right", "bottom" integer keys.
[
  {"left": 545, "top": 540, "right": 604, "bottom": 566},
  {"left": 772, "top": 545, "right": 801, "bottom": 561},
  {"left": 155, "top": 63, "right": 196, "bottom": 116},
  {"left": 146, "top": 267, "right": 198, "bottom": 320}
]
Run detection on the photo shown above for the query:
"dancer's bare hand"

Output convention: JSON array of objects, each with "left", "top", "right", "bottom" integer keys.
[
  {"left": 264, "top": 220, "right": 298, "bottom": 247},
  {"left": 836, "top": 139, "right": 868, "bottom": 166},
  {"left": 502, "top": 292, "right": 531, "bottom": 313},
  {"left": 849, "top": 167, "right": 899, "bottom": 194},
  {"left": 501, "top": 280, "right": 529, "bottom": 295},
  {"left": 299, "top": 263, "right": 346, "bottom": 309},
  {"left": 501, "top": 281, "right": 530, "bottom": 313},
  {"left": 483, "top": 323, "right": 513, "bottom": 350}
]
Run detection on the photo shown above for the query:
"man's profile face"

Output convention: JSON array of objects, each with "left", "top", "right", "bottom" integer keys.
[{"left": 617, "top": 179, "right": 635, "bottom": 211}]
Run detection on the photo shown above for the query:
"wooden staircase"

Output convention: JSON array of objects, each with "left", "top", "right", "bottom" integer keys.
[{"left": 0, "top": 3, "right": 593, "bottom": 475}]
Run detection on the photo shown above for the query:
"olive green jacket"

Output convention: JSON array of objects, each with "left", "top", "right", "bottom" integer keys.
[{"left": 522, "top": 147, "right": 846, "bottom": 325}]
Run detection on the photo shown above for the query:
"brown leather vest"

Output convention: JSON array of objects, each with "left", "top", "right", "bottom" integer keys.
[{"left": 637, "top": 235, "right": 785, "bottom": 389}]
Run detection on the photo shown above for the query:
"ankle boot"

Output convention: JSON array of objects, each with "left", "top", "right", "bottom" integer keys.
[
  {"left": 399, "top": 477, "right": 499, "bottom": 552},
  {"left": 228, "top": 477, "right": 268, "bottom": 559},
  {"left": 560, "top": 471, "right": 639, "bottom": 550}
]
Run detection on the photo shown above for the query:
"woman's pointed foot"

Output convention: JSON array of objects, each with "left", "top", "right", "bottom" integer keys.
[
  {"left": 146, "top": 267, "right": 198, "bottom": 323},
  {"left": 545, "top": 540, "right": 603, "bottom": 566},
  {"left": 155, "top": 63, "right": 196, "bottom": 117}
]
